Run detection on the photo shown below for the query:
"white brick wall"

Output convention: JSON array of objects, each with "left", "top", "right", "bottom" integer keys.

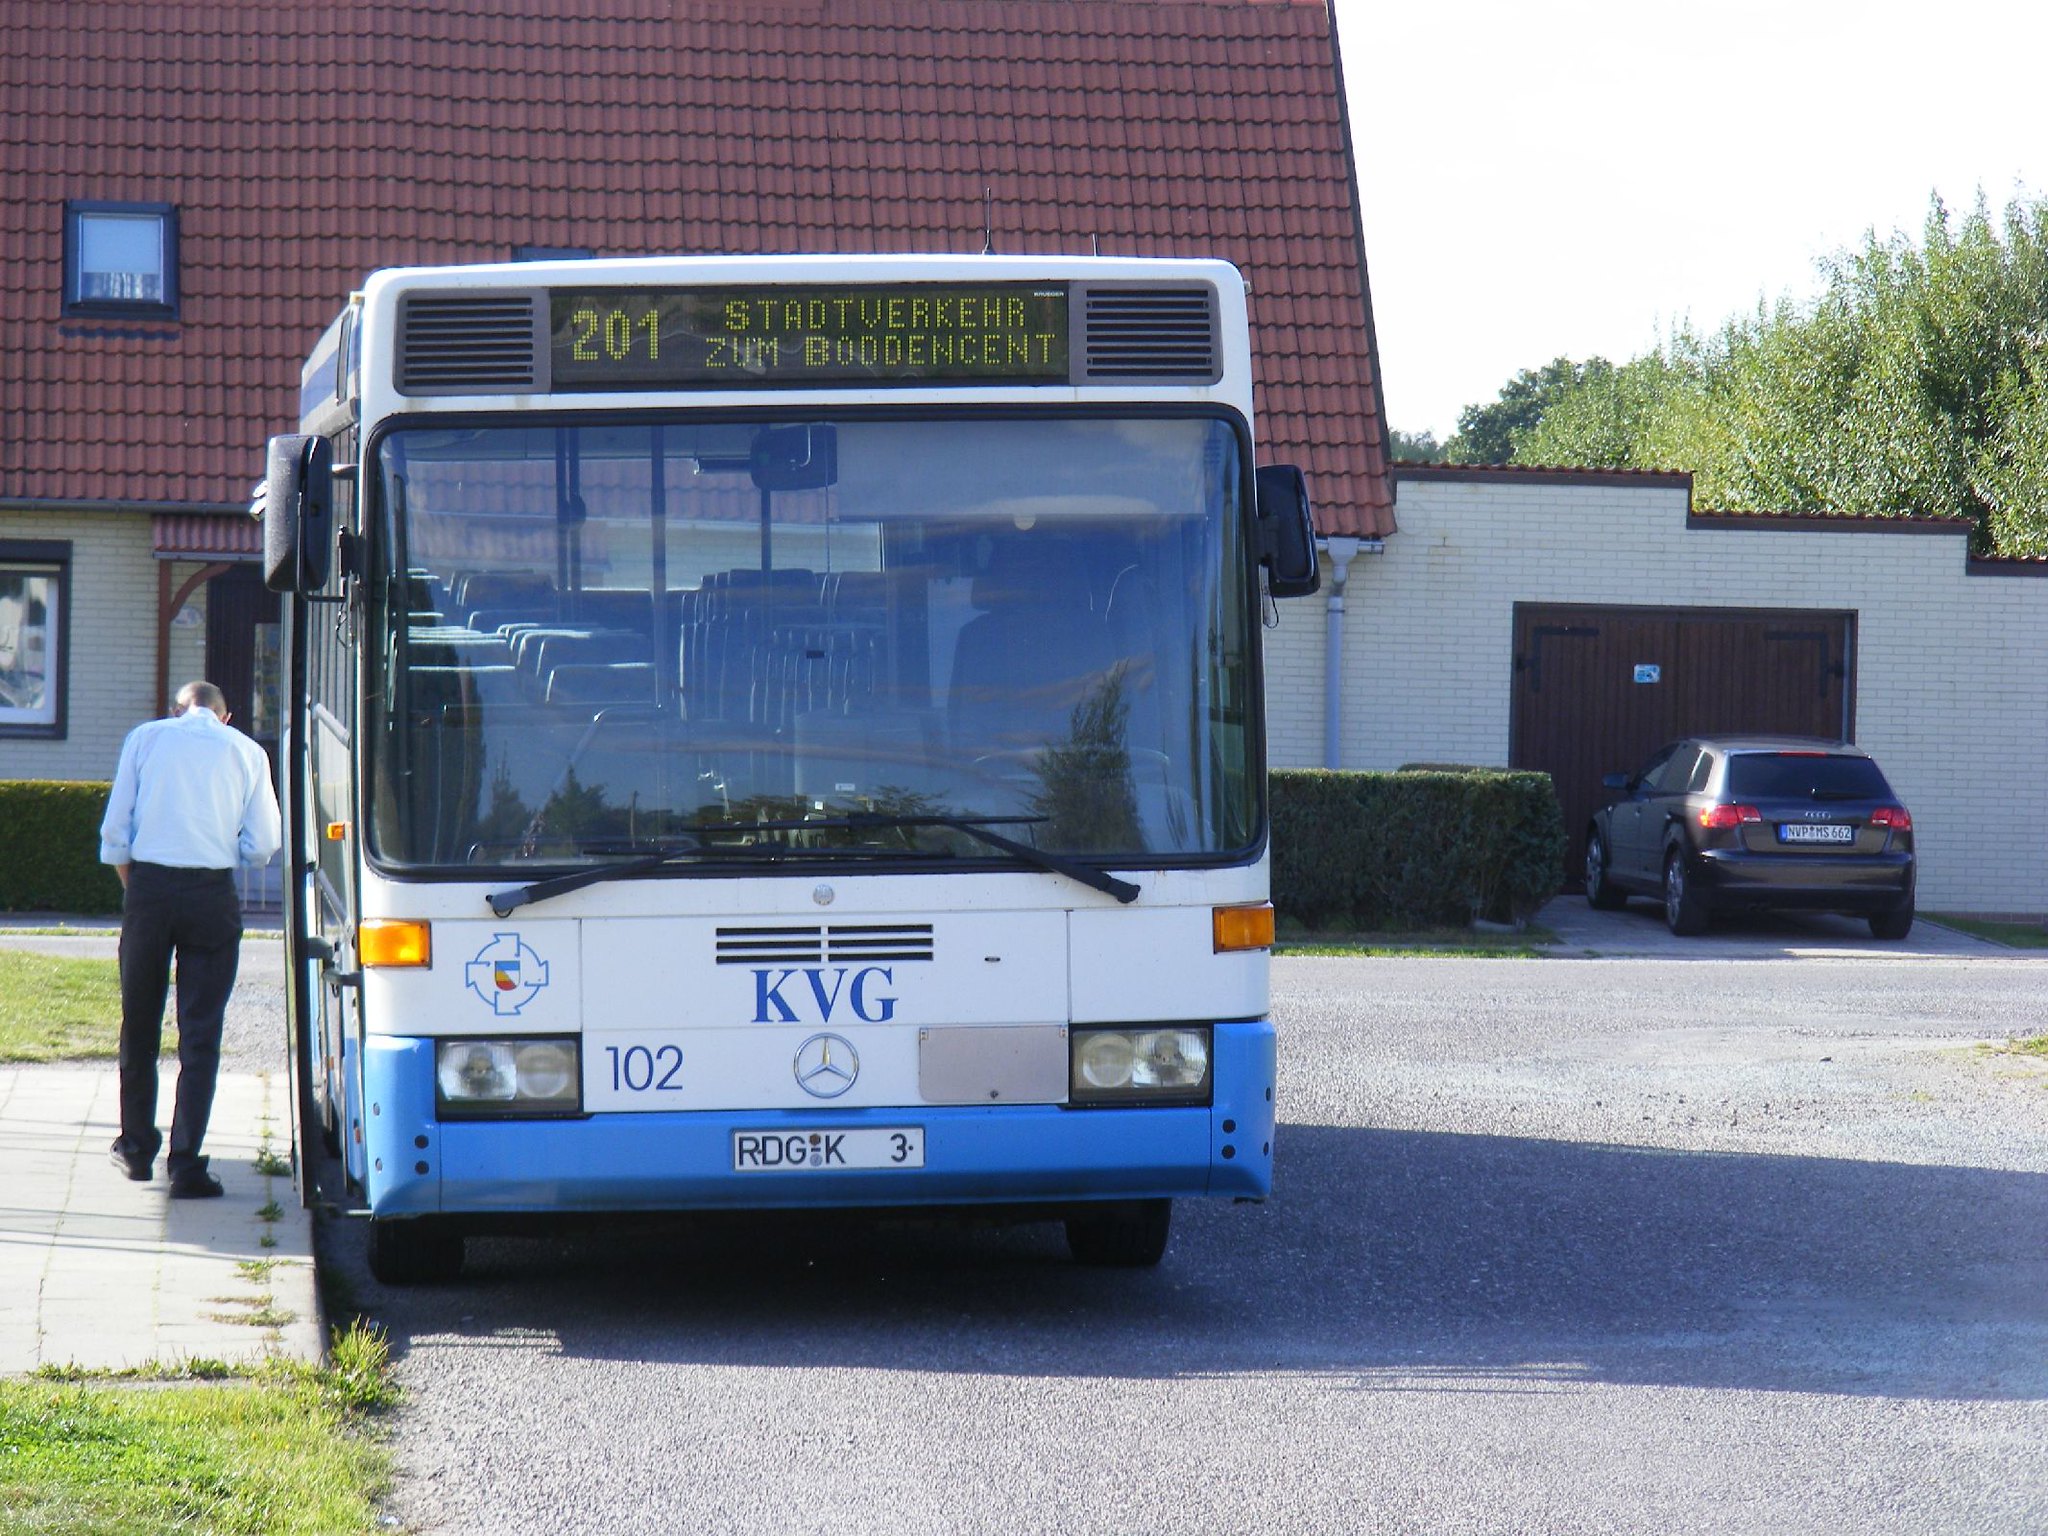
[
  {"left": 164, "top": 560, "right": 210, "bottom": 694},
  {"left": 1264, "top": 475, "right": 2048, "bottom": 914},
  {"left": 0, "top": 509, "right": 160, "bottom": 783}
]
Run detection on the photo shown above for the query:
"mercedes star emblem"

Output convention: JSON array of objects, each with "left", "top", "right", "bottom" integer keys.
[{"left": 793, "top": 1033, "right": 859, "bottom": 1098}]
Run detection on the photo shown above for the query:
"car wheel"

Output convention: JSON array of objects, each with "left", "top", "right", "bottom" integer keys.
[
  {"left": 1065, "top": 1199, "right": 1172, "bottom": 1267},
  {"left": 1584, "top": 830, "right": 1627, "bottom": 910},
  {"left": 367, "top": 1217, "right": 465, "bottom": 1285},
  {"left": 1869, "top": 903, "right": 1914, "bottom": 941},
  {"left": 1663, "top": 849, "right": 1709, "bottom": 936}
]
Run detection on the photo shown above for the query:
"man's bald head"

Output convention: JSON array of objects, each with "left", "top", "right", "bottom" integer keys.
[{"left": 174, "top": 681, "right": 229, "bottom": 718}]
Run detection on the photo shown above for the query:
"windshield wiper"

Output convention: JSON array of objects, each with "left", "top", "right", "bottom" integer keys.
[
  {"left": 487, "top": 835, "right": 717, "bottom": 917},
  {"left": 486, "top": 812, "right": 1141, "bottom": 916},
  {"left": 487, "top": 834, "right": 795, "bottom": 917},
  {"left": 808, "top": 812, "right": 1141, "bottom": 904}
]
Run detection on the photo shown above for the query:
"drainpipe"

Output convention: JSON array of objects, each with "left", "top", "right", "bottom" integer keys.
[{"left": 1318, "top": 536, "right": 1381, "bottom": 768}]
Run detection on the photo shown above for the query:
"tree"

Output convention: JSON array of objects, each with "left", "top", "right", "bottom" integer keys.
[
  {"left": 1480, "top": 193, "right": 2048, "bottom": 553},
  {"left": 1386, "top": 427, "right": 1447, "bottom": 463},
  {"left": 1445, "top": 357, "right": 1613, "bottom": 465}
]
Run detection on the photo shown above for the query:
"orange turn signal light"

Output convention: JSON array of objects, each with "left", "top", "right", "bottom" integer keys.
[
  {"left": 358, "top": 919, "right": 431, "bottom": 969},
  {"left": 1212, "top": 903, "right": 1275, "bottom": 953},
  {"left": 325, "top": 821, "right": 348, "bottom": 842}
]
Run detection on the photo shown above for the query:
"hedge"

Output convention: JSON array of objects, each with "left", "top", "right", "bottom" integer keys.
[
  {"left": 3, "top": 769, "right": 1567, "bottom": 928},
  {"left": 1270, "top": 768, "right": 1566, "bottom": 932},
  {"left": 0, "top": 781, "right": 123, "bottom": 915}
]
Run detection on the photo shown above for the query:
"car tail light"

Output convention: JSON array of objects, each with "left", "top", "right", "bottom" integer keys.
[
  {"left": 1699, "top": 803, "right": 1763, "bottom": 829},
  {"left": 1870, "top": 806, "right": 1912, "bottom": 831}
]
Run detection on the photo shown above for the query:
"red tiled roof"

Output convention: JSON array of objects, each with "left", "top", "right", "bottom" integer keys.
[
  {"left": 152, "top": 511, "right": 261, "bottom": 560},
  {"left": 1689, "top": 507, "right": 1976, "bottom": 531},
  {"left": 1396, "top": 463, "right": 1697, "bottom": 490},
  {"left": 0, "top": 0, "right": 1394, "bottom": 537}
]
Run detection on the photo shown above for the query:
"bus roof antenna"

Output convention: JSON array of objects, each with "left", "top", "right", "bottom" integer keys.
[{"left": 982, "top": 186, "right": 994, "bottom": 255}]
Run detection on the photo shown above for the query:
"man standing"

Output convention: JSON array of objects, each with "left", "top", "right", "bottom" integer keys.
[{"left": 99, "top": 681, "right": 281, "bottom": 1197}]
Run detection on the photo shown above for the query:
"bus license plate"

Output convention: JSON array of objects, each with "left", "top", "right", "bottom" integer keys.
[
  {"left": 732, "top": 1127, "right": 925, "bottom": 1172},
  {"left": 1779, "top": 823, "right": 1855, "bottom": 844}
]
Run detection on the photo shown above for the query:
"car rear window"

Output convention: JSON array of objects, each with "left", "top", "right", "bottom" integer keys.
[{"left": 1726, "top": 752, "right": 1892, "bottom": 800}]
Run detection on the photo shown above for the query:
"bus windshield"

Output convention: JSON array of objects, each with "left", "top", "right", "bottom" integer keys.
[{"left": 367, "top": 413, "right": 1256, "bottom": 873}]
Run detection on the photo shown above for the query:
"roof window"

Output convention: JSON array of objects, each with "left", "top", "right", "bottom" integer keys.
[{"left": 65, "top": 201, "right": 179, "bottom": 318}]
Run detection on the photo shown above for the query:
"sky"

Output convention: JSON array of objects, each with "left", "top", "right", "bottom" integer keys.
[{"left": 1330, "top": 0, "right": 2045, "bottom": 441}]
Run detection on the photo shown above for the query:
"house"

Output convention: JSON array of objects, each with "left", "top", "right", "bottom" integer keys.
[
  {"left": 1264, "top": 465, "right": 2048, "bottom": 915},
  {"left": 0, "top": 0, "right": 1394, "bottom": 791}
]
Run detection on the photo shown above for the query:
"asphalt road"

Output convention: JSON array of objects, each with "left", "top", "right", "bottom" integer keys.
[{"left": 315, "top": 943, "right": 2048, "bottom": 1536}]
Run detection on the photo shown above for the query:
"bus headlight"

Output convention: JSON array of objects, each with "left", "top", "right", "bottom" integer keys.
[
  {"left": 1069, "top": 1026, "right": 1211, "bottom": 1106},
  {"left": 435, "top": 1038, "right": 582, "bottom": 1117}
]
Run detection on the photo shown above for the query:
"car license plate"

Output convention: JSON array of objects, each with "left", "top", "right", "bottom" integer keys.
[
  {"left": 732, "top": 1127, "right": 924, "bottom": 1172},
  {"left": 1779, "top": 822, "right": 1855, "bottom": 844}
]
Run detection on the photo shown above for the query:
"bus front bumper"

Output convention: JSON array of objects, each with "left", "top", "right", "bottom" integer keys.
[{"left": 360, "top": 1020, "right": 1275, "bottom": 1216}]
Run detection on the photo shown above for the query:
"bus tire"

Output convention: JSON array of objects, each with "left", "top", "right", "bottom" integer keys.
[
  {"left": 1064, "top": 1199, "right": 1172, "bottom": 1267},
  {"left": 367, "top": 1218, "right": 464, "bottom": 1285}
]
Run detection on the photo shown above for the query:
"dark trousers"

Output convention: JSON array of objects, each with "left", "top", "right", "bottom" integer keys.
[{"left": 116, "top": 862, "right": 243, "bottom": 1177}]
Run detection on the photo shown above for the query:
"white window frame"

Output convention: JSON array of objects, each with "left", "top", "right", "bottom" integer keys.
[{"left": 0, "top": 542, "right": 68, "bottom": 737}]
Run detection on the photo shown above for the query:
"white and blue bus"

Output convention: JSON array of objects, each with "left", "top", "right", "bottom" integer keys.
[{"left": 262, "top": 254, "right": 1320, "bottom": 1282}]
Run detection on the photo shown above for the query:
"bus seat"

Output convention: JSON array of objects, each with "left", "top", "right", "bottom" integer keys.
[
  {"left": 523, "top": 630, "right": 642, "bottom": 685},
  {"left": 948, "top": 535, "right": 1114, "bottom": 758},
  {"left": 545, "top": 662, "right": 656, "bottom": 706},
  {"left": 407, "top": 634, "right": 514, "bottom": 668}
]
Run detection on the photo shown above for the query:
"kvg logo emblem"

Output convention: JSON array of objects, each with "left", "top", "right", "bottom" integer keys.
[
  {"left": 465, "top": 933, "right": 551, "bottom": 1016},
  {"left": 751, "top": 966, "right": 896, "bottom": 1024}
]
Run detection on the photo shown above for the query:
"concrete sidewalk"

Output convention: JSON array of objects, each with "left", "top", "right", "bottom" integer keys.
[
  {"left": 0, "top": 1067, "right": 322, "bottom": 1373},
  {"left": 0, "top": 927, "right": 323, "bottom": 1375}
]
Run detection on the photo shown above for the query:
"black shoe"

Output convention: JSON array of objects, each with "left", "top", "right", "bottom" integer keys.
[
  {"left": 168, "top": 1169, "right": 225, "bottom": 1199},
  {"left": 110, "top": 1140, "right": 152, "bottom": 1181}
]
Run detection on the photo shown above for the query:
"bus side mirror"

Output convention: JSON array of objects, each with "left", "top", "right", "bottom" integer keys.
[
  {"left": 261, "top": 435, "right": 335, "bottom": 594},
  {"left": 1255, "top": 464, "right": 1320, "bottom": 598}
]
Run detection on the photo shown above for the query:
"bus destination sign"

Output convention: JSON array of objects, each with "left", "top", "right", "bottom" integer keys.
[{"left": 549, "top": 283, "right": 1069, "bottom": 390}]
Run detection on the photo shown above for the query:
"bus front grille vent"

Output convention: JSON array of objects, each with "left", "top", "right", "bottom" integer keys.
[
  {"left": 397, "top": 294, "right": 543, "bottom": 394},
  {"left": 1079, "top": 286, "right": 1221, "bottom": 383},
  {"left": 824, "top": 923, "right": 935, "bottom": 963},
  {"left": 715, "top": 926, "right": 824, "bottom": 966},
  {"left": 714, "top": 924, "right": 936, "bottom": 965}
]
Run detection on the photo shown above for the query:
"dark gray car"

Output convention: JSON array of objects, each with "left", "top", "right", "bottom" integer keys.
[{"left": 1584, "top": 736, "right": 1916, "bottom": 938}]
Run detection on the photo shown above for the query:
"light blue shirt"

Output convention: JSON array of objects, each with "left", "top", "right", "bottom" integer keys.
[{"left": 99, "top": 707, "right": 282, "bottom": 870}]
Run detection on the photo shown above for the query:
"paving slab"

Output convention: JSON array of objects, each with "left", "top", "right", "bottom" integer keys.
[{"left": 0, "top": 1065, "right": 322, "bottom": 1375}]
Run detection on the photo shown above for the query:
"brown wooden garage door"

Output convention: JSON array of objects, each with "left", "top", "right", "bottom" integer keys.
[{"left": 1509, "top": 604, "right": 1856, "bottom": 882}]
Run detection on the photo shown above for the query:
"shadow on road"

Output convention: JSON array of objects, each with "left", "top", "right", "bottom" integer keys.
[
  {"left": 1536, "top": 894, "right": 2019, "bottom": 960},
  {"left": 329, "top": 1122, "right": 2048, "bottom": 1404}
]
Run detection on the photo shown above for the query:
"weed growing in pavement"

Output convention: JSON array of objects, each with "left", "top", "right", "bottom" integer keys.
[{"left": 316, "top": 1320, "right": 400, "bottom": 1414}]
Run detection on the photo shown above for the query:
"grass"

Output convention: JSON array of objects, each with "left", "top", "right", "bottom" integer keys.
[
  {"left": 0, "top": 1323, "right": 395, "bottom": 1535},
  {"left": 1276, "top": 924, "right": 1558, "bottom": 959},
  {"left": 1927, "top": 915, "right": 2048, "bottom": 950},
  {"left": 1983, "top": 1035, "right": 2048, "bottom": 1061},
  {"left": 0, "top": 950, "right": 156, "bottom": 1062},
  {"left": 254, "top": 1144, "right": 292, "bottom": 1178}
]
